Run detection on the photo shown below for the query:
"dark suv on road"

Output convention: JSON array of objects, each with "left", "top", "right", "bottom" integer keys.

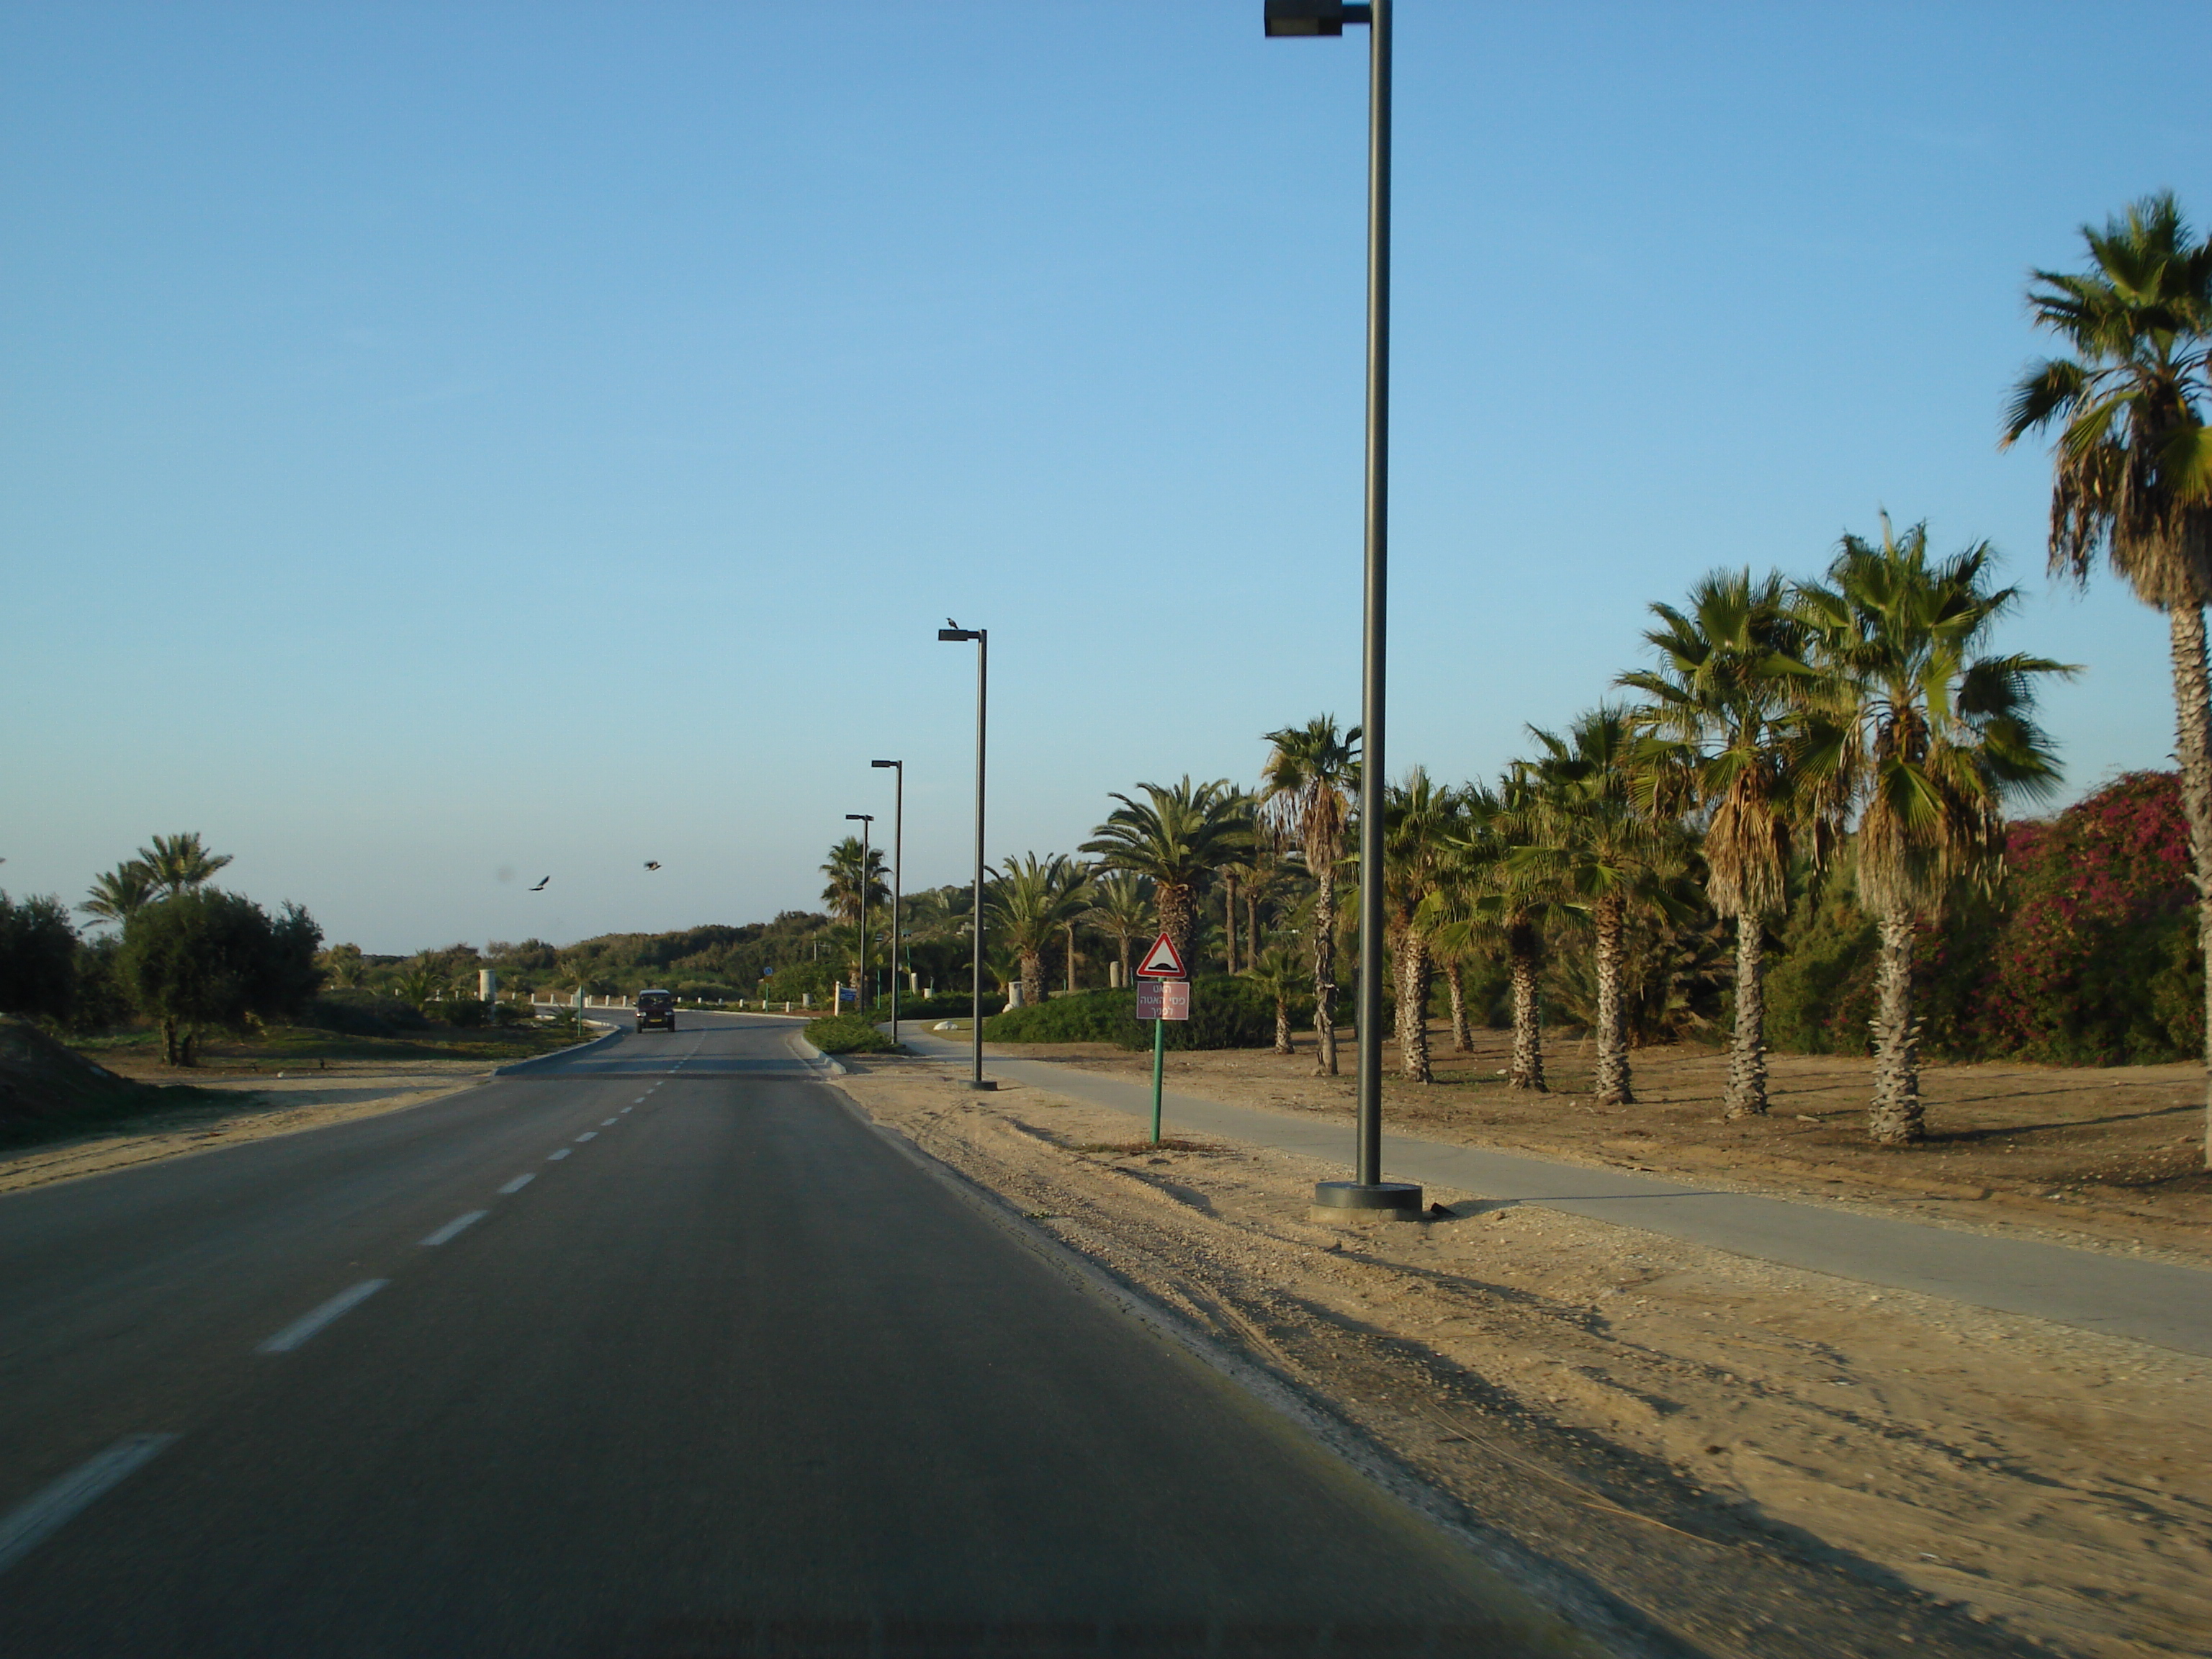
[{"left": 636, "top": 989, "right": 676, "bottom": 1032}]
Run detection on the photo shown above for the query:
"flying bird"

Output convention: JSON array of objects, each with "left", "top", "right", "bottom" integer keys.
[
  {"left": 644, "top": 861, "right": 661, "bottom": 871},
  {"left": 529, "top": 876, "right": 549, "bottom": 891}
]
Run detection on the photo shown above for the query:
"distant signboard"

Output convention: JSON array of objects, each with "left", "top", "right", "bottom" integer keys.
[{"left": 1137, "top": 979, "right": 1190, "bottom": 1021}]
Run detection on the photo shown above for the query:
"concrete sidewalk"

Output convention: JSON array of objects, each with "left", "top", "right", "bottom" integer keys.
[{"left": 896, "top": 1029, "right": 2212, "bottom": 1359}]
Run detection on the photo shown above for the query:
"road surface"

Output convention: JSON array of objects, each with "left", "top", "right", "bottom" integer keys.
[{"left": 0, "top": 1015, "right": 1581, "bottom": 1657}]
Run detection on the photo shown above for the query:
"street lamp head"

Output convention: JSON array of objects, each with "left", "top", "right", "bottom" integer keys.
[
  {"left": 845, "top": 813, "right": 873, "bottom": 823},
  {"left": 938, "top": 627, "right": 980, "bottom": 642},
  {"left": 871, "top": 759, "right": 899, "bottom": 770},
  {"left": 1264, "top": 0, "right": 1369, "bottom": 35}
]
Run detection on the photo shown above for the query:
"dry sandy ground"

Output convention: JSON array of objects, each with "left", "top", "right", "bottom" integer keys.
[
  {"left": 0, "top": 1062, "right": 492, "bottom": 1195},
  {"left": 968, "top": 1028, "right": 2211, "bottom": 1267},
  {"left": 837, "top": 1055, "right": 2212, "bottom": 1659}
]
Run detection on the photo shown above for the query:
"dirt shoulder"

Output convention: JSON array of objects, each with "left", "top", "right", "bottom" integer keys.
[
  {"left": 837, "top": 1055, "right": 2211, "bottom": 1659},
  {"left": 0, "top": 1061, "right": 493, "bottom": 1196},
  {"left": 966, "top": 1027, "right": 2211, "bottom": 1265}
]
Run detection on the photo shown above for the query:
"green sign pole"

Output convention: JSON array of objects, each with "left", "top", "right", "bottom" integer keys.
[{"left": 1150, "top": 1016, "right": 1166, "bottom": 1145}]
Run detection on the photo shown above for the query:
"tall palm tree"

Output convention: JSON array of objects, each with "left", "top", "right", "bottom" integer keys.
[
  {"left": 80, "top": 860, "right": 156, "bottom": 925},
  {"left": 1797, "top": 520, "right": 2071, "bottom": 1145},
  {"left": 2002, "top": 192, "right": 2212, "bottom": 1161},
  {"left": 1081, "top": 777, "right": 1252, "bottom": 974},
  {"left": 989, "top": 853, "right": 1092, "bottom": 1009},
  {"left": 1619, "top": 570, "right": 1815, "bottom": 1120},
  {"left": 1421, "top": 778, "right": 1562, "bottom": 1093},
  {"left": 1243, "top": 944, "right": 1305, "bottom": 1056},
  {"left": 1519, "top": 707, "right": 1689, "bottom": 1105},
  {"left": 819, "top": 835, "right": 890, "bottom": 1009},
  {"left": 1258, "top": 716, "right": 1360, "bottom": 1076},
  {"left": 1378, "top": 770, "right": 1461, "bottom": 1084},
  {"left": 138, "top": 833, "right": 232, "bottom": 896},
  {"left": 1082, "top": 871, "right": 1154, "bottom": 986}
]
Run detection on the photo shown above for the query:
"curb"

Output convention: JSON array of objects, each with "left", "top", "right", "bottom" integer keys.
[
  {"left": 790, "top": 1033, "right": 848, "bottom": 1078},
  {"left": 493, "top": 1020, "right": 619, "bottom": 1076}
]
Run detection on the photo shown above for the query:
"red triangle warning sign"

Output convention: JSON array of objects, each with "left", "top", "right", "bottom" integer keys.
[{"left": 1134, "top": 932, "right": 1187, "bottom": 979}]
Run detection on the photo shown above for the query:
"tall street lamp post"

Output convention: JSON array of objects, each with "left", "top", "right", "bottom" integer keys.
[
  {"left": 1265, "top": 0, "right": 1421, "bottom": 1218},
  {"left": 937, "top": 623, "right": 994, "bottom": 1090},
  {"left": 871, "top": 758, "right": 904, "bottom": 1047},
  {"left": 844, "top": 813, "right": 873, "bottom": 1017}
]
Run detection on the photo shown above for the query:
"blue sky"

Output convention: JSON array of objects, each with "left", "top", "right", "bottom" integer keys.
[{"left": 5, "top": 1, "right": 2209, "bottom": 954}]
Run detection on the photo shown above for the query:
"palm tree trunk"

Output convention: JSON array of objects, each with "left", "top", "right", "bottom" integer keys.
[
  {"left": 1156, "top": 883, "right": 1196, "bottom": 976},
  {"left": 1019, "top": 949, "right": 1045, "bottom": 1012},
  {"left": 1222, "top": 872, "right": 1238, "bottom": 974},
  {"left": 1507, "top": 922, "right": 1545, "bottom": 1092},
  {"left": 1395, "top": 931, "right": 1432, "bottom": 1083},
  {"left": 1723, "top": 911, "right": 1768, "bottom": 1118},
  {"left": 1246, "top": 893, "right": 1260, "bottom": 968},
  {"left": 1311, "top": 858, "right": 1339, "bottom": 1077},
  {"left": 1869, "top": 908, "right": 1923, "bottom": 1145},
  {"left": 1065, "top": 922, "right": 1077, "bottom": 993},
  {"left": 1446, "top": 961, "right": 1473, "bottom": 1053},
  {"left": 1118, "top": 935, "right": 1133, "bottom": 988},
  {"left": 2169, "top": 602, "right": 2212, "bottom": 1169},
  {"left": 1273, "top": 996, "right": 1293, "bottom": 1055},
  {"left": 1593, "top": 893, "right": 1633, "bottom": 1106}
]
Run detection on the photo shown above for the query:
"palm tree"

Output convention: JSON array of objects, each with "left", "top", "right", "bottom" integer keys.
[
  {"left": 1519, "top": 707, "right": 1688, "bottom": 1105},
  {"left": 1243, "top": 945, "right": 1305, "bottom": 1056},
  {"left": 391, "top": 961, "right": 449, "bottom": 1014},
  {"left": 989, "top": 853, "right": 1092, "bottom": 1009},
  {"left": 1377, "top": 770, "right": 1461, "bottom": 1084},
  {"left": 1082, "top": 871, "right": 1154, "bottom": 986},
  {"left": 138, "top": 833, "right": 233, "bottom": 896},
  {"left": 2002, "top": 192, "right": 2212, "bottom": 1161},
  {"left": 1418, "top": 777, "right": 1557, "bottom": 1092},
  {"left": 1258, "top": 716, "right": 1360, "bottom": 1076},
  {"left": 80, "top": 860, "right": 156, "bottom": 926},
  {"left": 820, "top": 836, "right": 890, "bottom": 1009},
  {"left": 1081, "top": 778, "right": 1252, "bottom": 974},
  {"left": 1797, "top": 519, "right": 2071, "bottom": 1145},
  {"left": 1619, "top": 570, "right": 1815, "bottom": 1120}
]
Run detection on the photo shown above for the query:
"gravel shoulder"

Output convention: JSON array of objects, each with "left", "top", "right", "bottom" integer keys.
[{"left": 838, "top": 1055, "right": 2211, "bottom": 1659}]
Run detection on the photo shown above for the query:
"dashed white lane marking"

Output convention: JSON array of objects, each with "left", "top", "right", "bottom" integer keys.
[
  {"left": 574, "top": 1131, "right": 598, "bottom": 1143},
  {"left": 620, "top": 1107, "right": 632, "bottom": 1114},
  {"left": 419, "top": 1210, "right": 488, "bottom": 1247},
  {"left": 257, "top": 1280, "right": 389, "bottom": 1354},
  {"left": 0, "top": 1434, "right": 179, "bottom": 1577},
  {"left": 498, "top": 1174, "right": 534, "bottom": 1195},
  {"left": 632, "top": 1097, "right": 648, "bottom": 1104},
  {"left": 601, "top": 1118, "right": 617, "bottom": 1126},
  {"left": 547, "top": 1148, "right": 572, "bottom": 1161}
]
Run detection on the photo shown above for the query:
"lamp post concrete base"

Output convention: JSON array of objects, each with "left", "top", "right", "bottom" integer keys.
[{"left": 1310, "top": 1179, "right": 1423, "bottom": 1223}]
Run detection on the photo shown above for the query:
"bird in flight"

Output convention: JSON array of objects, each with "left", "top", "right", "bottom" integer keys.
[
  {"left": 529, "top": 876, "right": 550, "bottom": 891},
  {"left": 644, "top": 860, "right": 661, "bottom": 871}
]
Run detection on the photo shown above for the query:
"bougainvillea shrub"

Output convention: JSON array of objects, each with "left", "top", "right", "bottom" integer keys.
[
  {"left": 1766, "top": 771, "right": 2203, "bottom": 1065},
  {"left": 1970, "top": 770, "right": 2200, "bottom": 1065}
]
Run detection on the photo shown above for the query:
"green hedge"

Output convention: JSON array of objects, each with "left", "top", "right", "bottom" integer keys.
[
  {"left": 804, "top": 1015, "right": 896, "bottom": 1055},
  {"left": 983, "top": 980, "right": 1277, "bottom": 1051}
]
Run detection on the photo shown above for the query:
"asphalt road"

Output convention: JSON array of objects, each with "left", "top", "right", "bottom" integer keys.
[{"left": 0, "top": 1015, "right": 1580, "bottom": 1658}]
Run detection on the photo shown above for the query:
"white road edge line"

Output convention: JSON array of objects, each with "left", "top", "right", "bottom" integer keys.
[
  {"left": 498, "top": 1174, "right": 534, "bottom": 1195},
  {"left": 0, "top": 1434, "right": 179, "bottom": 1577},
  {"left": 256, "top": 1280, "right": 389, "bottom": 1355},
  {"left": 419, "top": 1210, "right": 489, "bottom": 1248},
  {"left": 547, "top": 1148, "right": 571, "bottom": 1161},
  {"left": 574, "top": 1131, "right": 597, "bottom": 1143}
]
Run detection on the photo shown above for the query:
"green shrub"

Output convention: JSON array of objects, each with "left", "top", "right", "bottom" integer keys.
[
  {"left": 888, "top": 992, "right": 1005, "bottom": 1021},
  {"left": 804, "top": 1014, "right": 895, "bottom": 1054},
  {"left": 0, "top": 891, "right": 78, "bottom": 1025},
  {"left": 441, "top": 998, "right": 490, "bottom": 1028},
  {"left": 984, "top": 980, "right": 1277, "bottom": 1051},
  {"left": 301, "top": 991, "right": 429, "bottom": 1036}
]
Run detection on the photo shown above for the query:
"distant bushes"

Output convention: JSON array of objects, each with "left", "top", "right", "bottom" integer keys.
[
  {"left": 984, "top": 979, "right": 1277, "bottom": 1051},
  {"left": 298, "top": 991, "right": 431, "bottom": 1037}
]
